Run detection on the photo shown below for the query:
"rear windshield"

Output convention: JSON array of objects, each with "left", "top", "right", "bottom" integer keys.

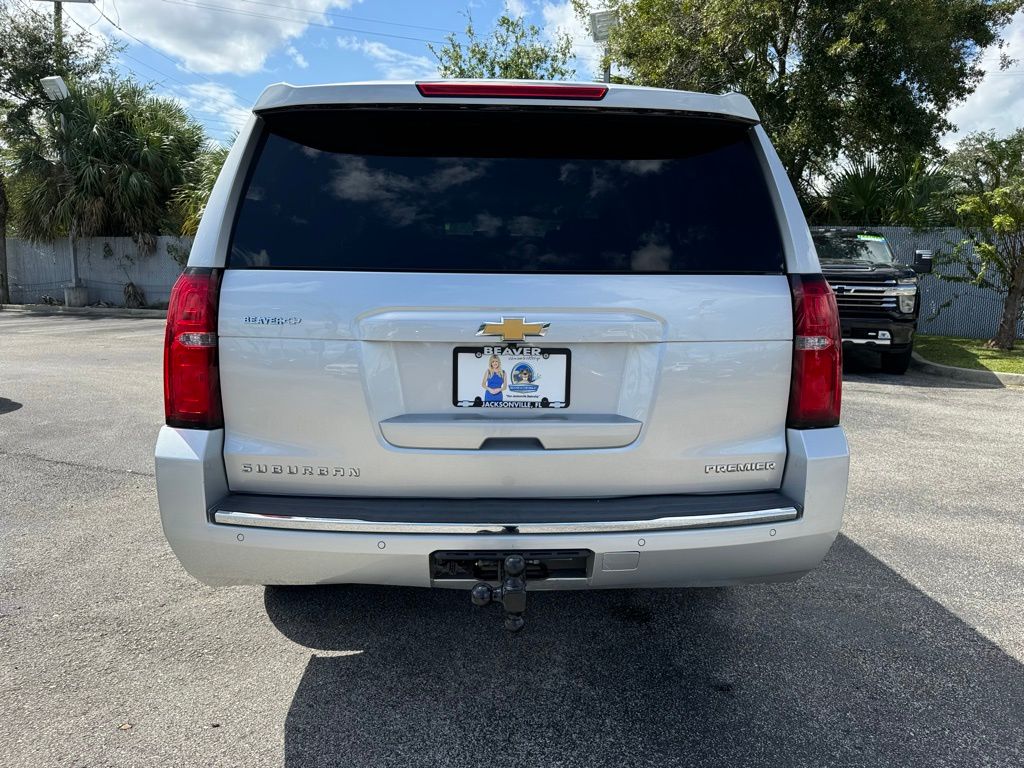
[{"left": 229, "top": 108, "right": 784, "bottom": 274}]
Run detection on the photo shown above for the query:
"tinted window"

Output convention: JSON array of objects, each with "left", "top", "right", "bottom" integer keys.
[{"left": 230, "top": 109, "right": 784, "bottom": 273}]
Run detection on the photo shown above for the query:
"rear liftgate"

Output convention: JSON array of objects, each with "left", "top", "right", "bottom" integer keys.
[{"left": 431, "top": 550, "right": 592, "bottom": 632}]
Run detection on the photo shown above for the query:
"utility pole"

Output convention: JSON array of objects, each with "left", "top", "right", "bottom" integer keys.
[
  {"left": 30, "top": 1, "right": 97, "bottom": 69},
  {"left": 53, "top": 1, "right": 62, "bottom": 68}
]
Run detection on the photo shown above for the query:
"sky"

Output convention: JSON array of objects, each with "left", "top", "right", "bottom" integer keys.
[{"left": 48, "top": 0, "right": 1024, "bottom": 147}]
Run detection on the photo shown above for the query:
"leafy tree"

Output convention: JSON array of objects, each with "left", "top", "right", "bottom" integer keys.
[
  {"left": 578, "top": 0, "right": 1022, "bottom": 191},
  {"left": 7, "top": 78, "right": 206, "bottom": 249},
  {"left": 942, "top": 130, "right": 1024, "bottom": 350},
  {"left": 429, "top": 12, "right": 575, "bottom": 80},
  {"left": 173, "top": 142, "right": 231, "bottom": 237},
  {"left": 0, "top": 2, "right": 120, "bottom": 301}
]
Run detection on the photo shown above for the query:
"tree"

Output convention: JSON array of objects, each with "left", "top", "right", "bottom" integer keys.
[
  {"left": 173, "top": 142, "right": 231, "bottom": 237},
  {"left": 888, "top": 157, "right": 952, "bottom": 229},
  {"left": 7, "top": 78, "right": 206, "bottom": 248},
  {"left": 429, "top": 12, "right": 575, "bottom": 80},
  {"left": 817, "top": 159, "right": 893, "bottom": 226},
  {"left": 942, "top": 130, "right": 1024, "bottom": 351},
  {"left": 579, "top": 0, "right": 1022, "bottom": 192},
  {"left": 0, "top": 2, "right": 120, "bottom": 301},
  {"left": 815, "top": 156, "right": 949, "bottom": 227}
]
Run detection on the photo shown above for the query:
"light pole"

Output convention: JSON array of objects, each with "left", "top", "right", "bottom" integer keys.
[
  {"left": 40, "top": 75, "right": 87, "bottom": 307},
  {"left": 589, "top": 10, "right": 618, "bottom": 84},
  {"left": 34, "top": 0, "right": 95, "bottom": 307}
]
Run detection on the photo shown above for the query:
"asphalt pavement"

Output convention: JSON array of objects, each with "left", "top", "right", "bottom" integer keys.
[{"left": 1, "top": 313, "right": 1022, "bottom": 767}]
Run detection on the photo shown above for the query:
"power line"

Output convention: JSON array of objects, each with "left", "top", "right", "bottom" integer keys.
[
  {"left": 235, "top": 0, "right": 456, "bottom": 35},
  {"left": 231, "top": 0, "right": 604, "bottom": 52},
  {"left": 196, "top": 0, "right": 603, "bottom": 52},
  {"left": 11, "top": 0, "right": 245, "bottom": 146},
  {"left": 91, "top": 4, "right": 257, "bottom": 104},
  {"left": 58, "top": 5, "right": 254, "bottom": 121},
  {"left": 13, "top": 0, "right": 251, "bottom": 117},
  {"left": 159, "top": 0, "right": 448, "bottom": 45},
  {"left": 19, "top": 0, "right": 252, "bottom": 140}
]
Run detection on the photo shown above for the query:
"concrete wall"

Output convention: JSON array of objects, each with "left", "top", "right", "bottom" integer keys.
[
  {"left": 6, "top": 237, "right": 190, "bottom": 308},
  {"left": 4, "top": 229, "right": 1021, "bottom": 339}
]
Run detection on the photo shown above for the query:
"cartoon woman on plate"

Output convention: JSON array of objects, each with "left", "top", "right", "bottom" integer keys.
[{"left": 481, "top": 354, "right": 507, "bottom": 403}]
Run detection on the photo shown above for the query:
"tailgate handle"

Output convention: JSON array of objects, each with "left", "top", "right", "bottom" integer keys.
[
  {"left": 479, "top": 438, "right": 545, "bottom": 451},
  {"left": 379, "top": 414, "right": 642, "bottom": 450}
]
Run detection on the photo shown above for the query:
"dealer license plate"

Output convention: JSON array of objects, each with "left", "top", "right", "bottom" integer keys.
[{"left": 453, "top": 346, "right": 570, "bottom": 409}]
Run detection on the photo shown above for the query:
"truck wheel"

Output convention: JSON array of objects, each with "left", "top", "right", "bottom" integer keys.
[{"left": 881, "top": 347, "right": 913, "bottom": 375}]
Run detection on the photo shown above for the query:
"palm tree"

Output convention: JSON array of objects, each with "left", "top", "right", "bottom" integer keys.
[
  {"left": 816, "top": 156, "right": 950, "bottom": 227},
  {"left": 173, "top": 141, "right": 231, "bottom": 237},
  {"left": 820, "top": 158, "right": 892, "bottom": 226},
  {"left": 887, "top": 156, "right": 949, "bottom": 228},
  {"left": 7, "top": 78, "right": 205, "bottom": 249}
]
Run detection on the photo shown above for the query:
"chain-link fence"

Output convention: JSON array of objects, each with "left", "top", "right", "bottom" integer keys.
[{"left": 870, "top": 227, "right": 1022, "bottom": 340}]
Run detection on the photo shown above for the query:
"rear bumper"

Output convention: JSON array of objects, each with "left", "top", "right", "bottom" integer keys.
[{"left": 155, "top": 426, "right": 849, "bottom": 589}]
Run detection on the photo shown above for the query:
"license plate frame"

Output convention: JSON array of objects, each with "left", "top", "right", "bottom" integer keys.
[{"left": 452, "top": 346, "right": 571, "bottom": 409}]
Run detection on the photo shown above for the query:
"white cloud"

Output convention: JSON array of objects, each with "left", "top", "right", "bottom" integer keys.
[
  {"left": 505, "top": 0, "right": 528, "bottom": 17},
  {"left": 287, "top": 45, "right": 310, "bottom": 69},
  {"left": 171, "top": 82, "right": 252, "bottom": 134},
  {"left": 337, "top": 36, "right": 437, "bottom": 80},
  {"left": 66, "top": 0, "right": 357, "bottom": 75},
  {"left": 944, "top": 12, "right": 1024, "bottom": 147},
  {"left": 541, "top": 2, "right": 603, "bottom": 80}
]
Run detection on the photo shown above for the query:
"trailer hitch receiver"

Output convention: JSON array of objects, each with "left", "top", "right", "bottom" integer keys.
[{"left": 471, "top": 554, "right": 528, "bottom": 632}]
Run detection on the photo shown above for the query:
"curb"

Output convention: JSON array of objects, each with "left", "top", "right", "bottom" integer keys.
[
  {"left": 1, "top": 303, "right": 166, "bottom": 319},
  {"left": 911, "top": 352, "right": 1024, "bottom": 388}
]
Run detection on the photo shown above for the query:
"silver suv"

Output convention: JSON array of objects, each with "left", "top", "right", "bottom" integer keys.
[{"left": 155, "top": 80, "right": 849, "bottom": 629}]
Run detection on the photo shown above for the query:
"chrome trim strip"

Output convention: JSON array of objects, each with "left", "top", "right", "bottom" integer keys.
[
  {"left": 843, "top": 338, "right": 892, "bottom": 346},
  {"left": 831, "top": 284, "right": 916, "bottom": 297},
  {"left": 213, "top": 507, "right": 799, "bottom": 535}
]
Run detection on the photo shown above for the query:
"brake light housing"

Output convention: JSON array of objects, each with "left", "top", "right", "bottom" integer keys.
[
  {"left": 164, "top": 268, "right": 223, "bottom": 429},
  {"left": 416, "top": 82, "right": 608, "bottom": 100},
  {"left": 787, "top": 274, "right": 842, "bottom": 429}
]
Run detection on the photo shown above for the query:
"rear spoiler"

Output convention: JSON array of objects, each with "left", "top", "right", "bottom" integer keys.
[{"left": 252, "top": 81, "right": 761, "bottom": 124}]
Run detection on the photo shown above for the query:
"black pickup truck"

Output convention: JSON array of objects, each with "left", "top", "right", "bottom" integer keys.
[{"left": 811, "top": 229, "right": 933, "bottom": 374}]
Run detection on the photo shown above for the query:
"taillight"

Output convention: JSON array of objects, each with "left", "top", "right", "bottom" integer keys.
[
  {"left": 787, "top": 274, "right": 842, "bottom": 429},
  {"left": 164, "top": 268, "right": 223, "bottom": 429},
  {"left": 415, "top": 82, "right": 608, "bottom": 100}
]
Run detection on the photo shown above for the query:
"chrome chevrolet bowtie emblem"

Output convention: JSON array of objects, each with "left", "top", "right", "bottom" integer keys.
[{"left": 476, "top": 317, "right": 550, "bottom": 342}]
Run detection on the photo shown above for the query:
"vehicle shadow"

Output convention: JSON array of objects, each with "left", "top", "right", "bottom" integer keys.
[
  {"left": 265, "top": 535, "right": 1024, "bottom": 767},
  {"left": 0, "top": 397, "right": 24, "bottom": 415}
]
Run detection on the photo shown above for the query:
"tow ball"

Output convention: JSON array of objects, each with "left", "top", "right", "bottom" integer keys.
[{"left": 470, "top": 554, "right": 528, "bottom": 632}]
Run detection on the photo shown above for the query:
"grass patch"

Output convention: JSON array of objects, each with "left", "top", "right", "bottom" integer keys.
[{"left": 916, "top": 335, "right": 1024, "bottom": 375}]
